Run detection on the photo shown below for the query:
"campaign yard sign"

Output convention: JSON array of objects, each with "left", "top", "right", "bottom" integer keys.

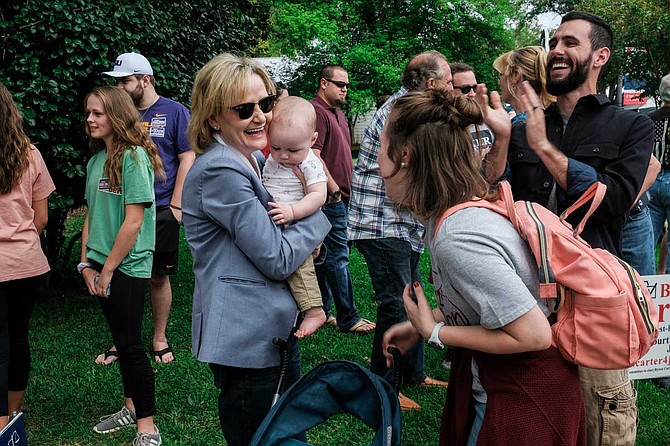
[
  {"left": 629, "top": 274, "right": 670, "bottom": 380},
  {"left": 0, "top": 412, "right": 27, "bottom": 446}
]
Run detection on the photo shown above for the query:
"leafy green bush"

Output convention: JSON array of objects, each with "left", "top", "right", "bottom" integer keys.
[{"left": 0, "top": 0, "right": 266, "bottom": 279}]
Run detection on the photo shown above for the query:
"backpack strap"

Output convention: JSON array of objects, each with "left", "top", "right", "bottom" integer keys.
[
  {"left": 497, "top": 181, "right": 520, "bottom": 229},
  {"left": 434, "top": 182, "right": 564, "bottom": 312},
  {"left": 558, "top": 182, "right": 607, "bottom": 237},
  {"left": 433, "top": 181, "right": 518, "bottom": 238}
]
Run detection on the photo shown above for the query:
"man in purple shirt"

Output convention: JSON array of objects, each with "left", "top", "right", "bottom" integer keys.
[
  {"left": 310, "top": 65, "right": 375, "bottom": 334},
  {"left": 100, "top": 52, "right": 195, "bottom": 364}
]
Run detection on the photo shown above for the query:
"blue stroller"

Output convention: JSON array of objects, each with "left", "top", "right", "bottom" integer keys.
[{"left": 249, "top": 360, "right": 402, "bottom": 446}]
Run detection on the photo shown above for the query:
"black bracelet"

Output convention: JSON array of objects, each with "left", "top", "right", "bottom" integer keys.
[{"left": 169, "top": 204, "right": 182, "bottom": 211}]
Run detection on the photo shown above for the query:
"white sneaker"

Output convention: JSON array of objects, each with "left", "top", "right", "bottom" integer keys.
[
  {"left": 93, "top": 406, "right": 136, "bottom": 434},
  {"left": 133, "top": 427, "right": 162, "bottom": 446}
]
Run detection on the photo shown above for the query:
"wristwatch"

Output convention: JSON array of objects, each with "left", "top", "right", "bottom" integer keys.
[
  {"left": 428, "top": 322, "right": 445, "bottom": 349},
  {"left": 328, "top": 189, "right": 342, "bottom": 201},
  {"left": 77, "top": 261, "right": 92, "bottom": 274}
]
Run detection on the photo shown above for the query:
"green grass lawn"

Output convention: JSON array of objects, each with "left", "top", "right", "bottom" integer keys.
[{"left": 23, "top": 217, "right": 670, "bottom": 445}]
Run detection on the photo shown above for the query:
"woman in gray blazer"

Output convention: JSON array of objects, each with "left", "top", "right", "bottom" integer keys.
[{"left": 182, "top": 54, "right": 330, "bottom": 446}]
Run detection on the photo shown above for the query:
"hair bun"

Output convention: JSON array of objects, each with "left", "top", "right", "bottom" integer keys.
[
  {"left": 429, "top": 88, "right": 482, "bottom": 128},
  {"left": 453, "top": 95, "right": 483, "bottom": 127}
]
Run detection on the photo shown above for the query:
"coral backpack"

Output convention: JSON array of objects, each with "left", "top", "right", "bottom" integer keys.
[{"left": 437, "top": 181, "right": 659, "bottom": 369}]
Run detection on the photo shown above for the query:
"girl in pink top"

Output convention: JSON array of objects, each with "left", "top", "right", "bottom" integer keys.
[{"left": 0, "top": 83, "right": 55, "bottom": 429}]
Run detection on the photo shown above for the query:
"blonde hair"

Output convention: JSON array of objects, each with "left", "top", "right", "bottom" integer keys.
[
  {"left": 385, "top": 88, "right": 494, "bottom": 222},
  {"left": 188, "top": 53, "right": 276, "bottom": 154},
  {"left": 0, "top": 83, "right": 31, "bottom": 194},
  {"left": 493, "top": 46, "right": 556, "bottom": 108},
  {"left": 85, "top": 86, "right": 164, "bottom": 188},
  {"left": 270, "top": 96, "right": 316, "bottom": 137}
]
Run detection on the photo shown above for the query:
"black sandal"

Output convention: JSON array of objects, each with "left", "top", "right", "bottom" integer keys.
[
  {"left": 153, "top": 345, "right": 174, "bottom": 363},
  {"left": 95, "top": 348, "right": 118, "bottom": 365}
]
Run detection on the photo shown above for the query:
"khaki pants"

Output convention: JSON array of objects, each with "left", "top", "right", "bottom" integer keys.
[
  {"left": 287, "top": 254, "right": 322, "bottom": 312},
  {"left": 579, "top": 367, "right": 637, "bottom": 446}
]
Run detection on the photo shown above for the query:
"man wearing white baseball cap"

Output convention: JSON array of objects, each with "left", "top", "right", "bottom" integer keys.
[
  {"left": 102, "top": 52, "right": 154, "bottom": 78},
  {"left": 95, "top": 52, "right": 194, "bottom": 369}
]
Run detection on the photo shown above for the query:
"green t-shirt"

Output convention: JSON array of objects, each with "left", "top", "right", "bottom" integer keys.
[{"left": 84, "top": 146, "right": 156, "bottom": 278}]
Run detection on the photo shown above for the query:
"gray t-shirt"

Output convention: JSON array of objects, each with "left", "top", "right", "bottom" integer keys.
[{"left": 428, "top": 207, "right": 551, "bottom": 402}]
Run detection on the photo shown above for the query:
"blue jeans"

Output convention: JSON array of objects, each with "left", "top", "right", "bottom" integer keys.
[
  {"left": 210, "top": 336, "right": 301, "bottom": 446},
  {"left": 355, "top": 238, "right": 426, "bottom": 385},
  {"left": 315, "top": 200, "right": 361, "bottom": 330},
  {"left": 467, "top": 400, "right": 487, "bottom": 446},
  {"left": 621, "top": 204, "right": 656, "bottom": 275},
  {"left": 649, "top": 171, "right": 670, "bottom": 273}
]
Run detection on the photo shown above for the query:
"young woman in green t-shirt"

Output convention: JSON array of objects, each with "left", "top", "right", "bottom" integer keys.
[{"left": 79, "top": 86, "right": 165, "bottom": 446}]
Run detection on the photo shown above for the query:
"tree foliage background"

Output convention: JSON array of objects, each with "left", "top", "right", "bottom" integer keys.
[
  {"left": 2, "top": 0, "right": 669, "bottom": 281},
  {"left": 523, "top": 0, "right": 670, "bottom": 102},
  {"left": 0, "top": 0, "right": 266, "bottom": 278},
  {"left": 579, "top": 0, "right": 670, "bottom": 103},
  {"left": 261, "top": 0, "right": 521, "bottom": 120}
]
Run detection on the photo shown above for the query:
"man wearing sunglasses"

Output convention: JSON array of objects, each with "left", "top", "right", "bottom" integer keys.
[
  {"left": 450, "top": 62, "right": 495, "bottom": 156},
  {"left": 450, "top": 62, "right": 479, "bottom": 98},
  {"left": 310, "top": 65, "right": 376, "bottom": 335},
  {"left": 101, "top": 52, "right": 195, "bottom": 366}
]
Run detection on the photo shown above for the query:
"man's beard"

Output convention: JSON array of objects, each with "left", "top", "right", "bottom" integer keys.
[
  {"left": 546, "top": 54, "right": 591, "bottom": 96},
  {"left": 129, "top": 83, "right": 144, "bottom": 106}
]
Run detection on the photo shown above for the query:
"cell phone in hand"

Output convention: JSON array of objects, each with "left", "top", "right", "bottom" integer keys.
[
  {"left": 408, "top": 283, "right": 418, "bottom": 303},
  {"left": 94, "top": 275, "right": 111, "bottom": 297}
]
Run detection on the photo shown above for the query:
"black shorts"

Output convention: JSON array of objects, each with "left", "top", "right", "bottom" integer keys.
[{"left": 153, "top": 206, "right": 180, "bottom": 275}]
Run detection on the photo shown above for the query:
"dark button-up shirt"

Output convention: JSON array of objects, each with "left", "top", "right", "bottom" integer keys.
[{"left": 507, "top": 94, "right": 654, "bottom": 255}]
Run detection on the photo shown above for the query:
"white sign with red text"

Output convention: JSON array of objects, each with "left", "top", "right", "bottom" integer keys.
[{"left": 629, "top": 274, "right": 670, "bottom": 380}]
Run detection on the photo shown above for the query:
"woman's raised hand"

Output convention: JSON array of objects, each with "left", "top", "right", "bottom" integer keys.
[{"left": 474, "top": 83, "right": 511, "bottom": 141}]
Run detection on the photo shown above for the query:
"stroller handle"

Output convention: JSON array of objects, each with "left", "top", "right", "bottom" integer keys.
[
  {"left": 272, "top": 337, "right": 289, "bottom": 406},
  {"left": 387, "top": 346, "right": 402, "bottom": 394}
]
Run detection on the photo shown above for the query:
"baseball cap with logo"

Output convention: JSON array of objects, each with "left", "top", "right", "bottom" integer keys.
[{"left": 102, "top": 52, "right": 154, "bottom": 77}]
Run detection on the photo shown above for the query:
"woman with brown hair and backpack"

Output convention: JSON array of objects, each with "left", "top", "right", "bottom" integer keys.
[
  {"left": 380, "top": 88, "right": 585, "bottom": 445},
  {"left": 0, "top": 83, "right": 55, "bottom": 431}
]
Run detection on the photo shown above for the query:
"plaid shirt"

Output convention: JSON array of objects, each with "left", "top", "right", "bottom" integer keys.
[
  {"left": 650, "top": 107, "right": 670, "bottom": 168},
  {"left": 347, "top": 87, "right": 425, "bottom": 253}
]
